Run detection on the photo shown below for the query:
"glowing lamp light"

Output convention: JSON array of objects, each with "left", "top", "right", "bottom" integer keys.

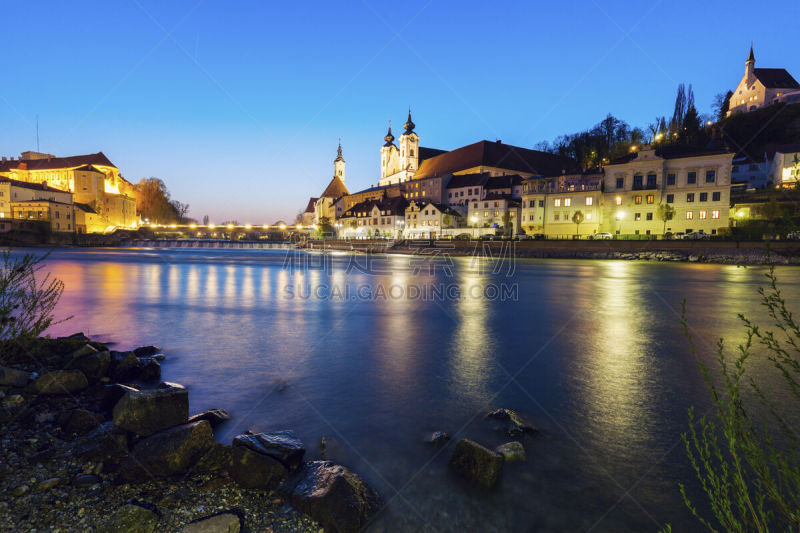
[
  {"left": 245, "top": 224, "right": 252, "bottom": 229},
  {"left": 226, "top": 224, "right": 234, "bottom": 229},
  {"left": 737, "top": 210, "right": 746, "bottom": 218},
  {"left": 470, "top": 216, "right": 478, "bottom": 223},
  {"left": 263, "top": 224, "right": 270, "bottom": 229},
  {"left": 189, "top": 223, "right": 197, "bottom": 229},
  {"left": 208, "top": 223, "right": 216, "bottom": 229},
  {"left": 279, "top": 224, "right": 287, "bottom": 230},
  {"left": 313, "top": 224, "right": 318, "bottom": 230},
  {"left": 616, "top": 211, "right": 625, "bottom": 220},
  {"left": 170, "top": 224, "right": 177, "bottom": 229},
  {"left": 296, "top": 223, "right": 303, "bottom": 230}
]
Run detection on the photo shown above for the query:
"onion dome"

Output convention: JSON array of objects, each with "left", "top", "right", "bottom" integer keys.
[
  {"left": 383, "top": 121, "right": 395, "bottom": 146},
  {"left": 334, "top": 140, "right": 344, "bottom": 162},
  {"left": 403, "top": 107, "right": 415, "bottom": 135}
]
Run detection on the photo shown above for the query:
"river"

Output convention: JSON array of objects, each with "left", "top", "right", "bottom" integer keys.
[{"left": 20, "top": 246, "right": 800, "bottom": 532}]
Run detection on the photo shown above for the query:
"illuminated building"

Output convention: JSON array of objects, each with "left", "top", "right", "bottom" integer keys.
[
  {"left": 0, "top": 151, "right": 137, "bottom": 232},
  {"left": 338, "top": 196, "right": 407, "bottom": 239},
  {"left": 313, "top": 142, "right": 349, "bottom": 225},
  {"left": 0, "top": 177, "right": 74, "bottom": 233},
  {"left": 404, "top": 201, "right": 462, "bottom": 239},
  {"left": 727, "top": 44, "right": 799, "bottom": 116},
  {"left": 767, "top": 143, "right": 800, "bottom": 188},
  {"left": 521, "top": 173, "right": 604, "bottom": 237}
]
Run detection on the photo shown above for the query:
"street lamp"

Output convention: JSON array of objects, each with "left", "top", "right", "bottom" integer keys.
[
  {"left": 615, "top": 211, "right": 625, "bottom": 237},
  {"left": 470, "top": 215, "right": 478, "bottom": 239}
]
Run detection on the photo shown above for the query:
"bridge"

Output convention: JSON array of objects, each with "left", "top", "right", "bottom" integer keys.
[{"left": 123, "top": 239, "right": 295, "bottom": 249}]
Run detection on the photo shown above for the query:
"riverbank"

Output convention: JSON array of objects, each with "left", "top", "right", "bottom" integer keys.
[
  {"left": 0, "top": 334, "right": 385, "bottom": 533},
  {"left": 302, "top": 239, "right": 800, "bottom": 264}
]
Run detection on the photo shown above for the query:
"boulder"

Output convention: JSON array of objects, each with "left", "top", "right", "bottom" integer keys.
[
  {"left": 229, "top": 445, "right": 287, "bottom": 489},
  {"left": 100, "top": 383, "right": 139, "bottom": 413},
  {"left": 424, "top": 431, "right": 450, "bottom": 447},
  {"left": 183, "top": 512, "right": 241, "bottom": 533},
  {"left": 191, "top": 442, "right": 232, "bottom": 473},
  {"left": 448, "top": 438, "right": 504, "bottom": 488},
  {"left": 0, "top": 365, "right": 31, "bottom": 387},
  {"left": 138, "top": 358, "right": 161, "bottom": 382},
  {"left": 279, "top": 461, "right": 381, "bottom": 533},
  {"left": 109, "top": 351, "right": 143, "bottom": 382},
  {"left": 233, "top": 430, "right": 304, "bottom": 471},
  {"left": 72, "top": 421, "right": 129, "bottom": 463},
  {"left": 119, "top": 420, "right": 213, "bottom": 481},
  {"left": 68, "top": 343, "right": 99, "bottom": 359},
  {"left": 486, "top": 408, "right": 537, "bottom": 438},
  {"left": 99, "top": 503, "right": 159, "bottom": 533},
  {"left": 112, "top": 383, "right": 188, "bottom": 436},
  {"left": 133, "top": 346, "right": 160, "bottom": 357},
  {"left": 57, "top": 408, "right": 105, "bottom": 435},
  {"left": 34, "top": 370, "right": 88, "bottom": 395},
  {"left": 495, "top": 441, "right": 526, "bottom": 462},
  {"left": 188, "top": 408, "right": 232, "bottom": 428},
  {"left": 66, "top": 350, "right": 110, "bottom": 383}
]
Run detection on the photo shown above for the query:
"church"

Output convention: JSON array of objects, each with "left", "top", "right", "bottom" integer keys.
[{"left": 727, "top": 44, "right": 800, "bottom": 116}]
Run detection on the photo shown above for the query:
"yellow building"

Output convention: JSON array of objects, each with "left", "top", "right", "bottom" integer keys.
[
  {"left": 521, "top": 173, "right": 604, "bottom": 237},
  {"left": 0, "top": 151, "right": 137, "bottom": 232},
  {"left": 0, "top": 177, "right": 75, "bottom": 233},
  {"left": 602, "top": 147, "right": 733, "bottom": 236}
]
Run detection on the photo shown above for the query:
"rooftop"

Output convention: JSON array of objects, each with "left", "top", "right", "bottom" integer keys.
[{"left": 0, "top": 152, "right": 117, "bottom": 172}]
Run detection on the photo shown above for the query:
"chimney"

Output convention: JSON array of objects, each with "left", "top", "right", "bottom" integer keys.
[
  {"left": 496, "top": 139, "right": 502, "bottom": 144},
  {"left": 1, "top": 157, "right": 5, "bottom": 161}
]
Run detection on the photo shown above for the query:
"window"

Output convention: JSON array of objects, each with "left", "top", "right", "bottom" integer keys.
[
  {"left": 586, "top": 197, "right": 593, "bottom": 206},
  {"left": 586, "top": 213, "right": 592, "bottom": 221},
  {"left": 688, "top": 172, "right": 697, "bottom": 184},
  {"left": 687, "top": 193, "right": 695, "bottom": 202},
  {"left": 616, "top": 177, "right": 624, "bottom": 189},
  {"left": 666, "top": 194, "right": 674, "bottom": 203},
  {"left": 712, "top": 192, "right": 721, "bottom": 201},
  {"left": 633, "top": 175, "right": 643, "bottom": 189},
  {"left": 467, "top": 188, "right": 472, "bottom": 195},
  {"left": 699, "top": 210, "right": 707, "bottom": 219},
  {"left": 647, "top": 174, "right": 657, "bottom": 187},
  {"left": 615, "top": 196, "right": 622, "bottom": 205},
  {"left": 646, "top": 212, "right": 653, "bottom": 221},
  {"left": 634, "top": 195, "right": 642, "bottom": 205},
  {"left": 554, "top": 199, "right": 561, "bottom": 207},
  {"left": 494, "top": 210, "right": 499, "bottom": 217},
  {"left": 538, "top": 200, "right": 544, "bottom": 207},
  {"left": 484, "top": 211, "right": 489, "bottom": 217},
  {"left": 712, "top": 210, "right": 720, "bottom": 219},
  {"left": 529, "top": 215, "right": 534, "bottom": 221},
  {"left": 646, "top": 195, "right": 654, "bottom": 204},
  {"left": 686, "top": 211, "right": 694, "bottom": 220},
  {"left": 554, "top": 214, "right": 560, "bottom": 221},
  {"left": 473, "top": 203, "right": 478, "bottom": 209},
  {"left": 528, "top": 200, "right": 535, "bottom": 208},
  {"left": 667, "top": 173, "right": 676, "bottom": 185},
  {"left": 699, "top": 192, "right": 708, "bottom": 202},
  {"left": 706, "top": 170, "right": 716, "bottom": 183},
  {"left": 564, "top": 198, "right": 571, "bottom": 207},
  {"left": 634, "top": 213, "right": 641, "bottom": 221}
]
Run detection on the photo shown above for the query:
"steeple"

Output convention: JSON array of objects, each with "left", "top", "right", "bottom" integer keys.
[
  {"left": 745, "top": 42, "right": 755, "bottom": 80},
  {"left": 402, "top": 107, "right": 415, "bottom": 135},
  {"left": 334, "top": 139, "right": 344, "bottom": 163},
  {"left": 383, "top": 121, "right": 395, "bottom": 146},
  {"left": 747, "top": 42, "right": 755, "bottom": 64}
]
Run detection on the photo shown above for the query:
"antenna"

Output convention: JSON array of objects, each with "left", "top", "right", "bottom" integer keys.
[{"left": 36, "top": 115, "right": 40, "bottom": 152}]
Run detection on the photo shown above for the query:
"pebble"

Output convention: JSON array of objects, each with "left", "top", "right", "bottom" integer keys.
[{"left": 36, "top": 478, "right": 61, "bottom": 491}]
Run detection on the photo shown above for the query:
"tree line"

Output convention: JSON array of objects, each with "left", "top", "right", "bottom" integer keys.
[{"left": 133, "top": 177, "right": 192, "bottom": 224}]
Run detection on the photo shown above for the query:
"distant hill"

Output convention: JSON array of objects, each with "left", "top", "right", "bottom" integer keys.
[{"left": 719, "top": 103, "right": 800, "bottom": 159}]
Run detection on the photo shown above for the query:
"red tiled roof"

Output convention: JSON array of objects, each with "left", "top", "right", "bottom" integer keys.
[
  {"left": 319, "top": 176, "right": 349, "bottom": 199},
  {"left": 0, "top": 152, "right": 116, "bottom": 172}
]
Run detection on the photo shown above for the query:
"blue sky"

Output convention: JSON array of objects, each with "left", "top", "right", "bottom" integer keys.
[{"left": 1, "top": 1, "right": 797, "bottom": 223}]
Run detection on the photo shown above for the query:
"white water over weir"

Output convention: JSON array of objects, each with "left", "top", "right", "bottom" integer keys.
[{"left": 123, "top": 239, "right": 295, "bottom": 249}]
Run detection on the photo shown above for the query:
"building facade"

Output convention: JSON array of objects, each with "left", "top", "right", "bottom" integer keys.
[
  {"left": 727, "top": 45, "right": 800, "bottom": 116},
  {"left": 404, "top": 201, "right": 462, "bottom": 239}
]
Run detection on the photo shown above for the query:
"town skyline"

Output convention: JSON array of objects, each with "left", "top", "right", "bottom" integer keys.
[{"left": 1, "top": 1, "right": 798, "bottom": 222}]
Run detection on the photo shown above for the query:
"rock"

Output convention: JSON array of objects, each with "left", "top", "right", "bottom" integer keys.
[
  {"left": 100, "top": 383, "right": 138, "bottom": 413},
  {"left": 34, "top": 370, "right": 88, "bottom": 395},
  {"left": 233, "top": 430, "right": 305, "bottom": 471},
  {"left": 495, "top": 441, "right": 526, "bottom": 462},
  {"left": 424, "top": 431, "right": 450, "bottom": 446},
  {"left": 68, "top": 343, "right": 99, "bottom": 359},
  {"left": 486, "top": 408, "right": 537, "bottom": 438},
  {"left": 279, "top": 460, "right": 381, "bottom": 533},
  {"left": 99, "top": 503, "right": 159, "bottom": 533},
  {"left": 188, "top": 408, "right": 231, "bottom": 428},
  {"left": 62, "top": 332, "right": 90, "bottom": 342},
  {"left": 133, "top": 346, "right": 160, "bottom": 357},
  {"left": 2, "top": 394, "right": 24, "bottom": 408},
  {"left": 118, "top": 420, "right": 213, "bottom": 481},
  {"left": 229, "top": 445, "right": 288, "bottom": 489},
  {"left": 72, "top": 421, "right": 129, "bottom": 463},
  {"left": 448, "top": 438, "right": 504, "bottom": 488},
  {"left": 109, "top": 351, "right": 143, "bottom": 382},
  {"left": 66, "top": 349, "right": 110, "bottom": 383},
  {"left": 183, "top": 513, "right": 241, "bottom": 533},
  {"left": 36, "top": 477, "right": 61, "bottom": 490},
  {"left": 191, "top": 442, "right": 232, "bottom": 473},
  {"left": 72, "top": 473, "right": 100, "bottom": 486},
  {"left": 12, "top": 484, "right": 30, "bottom": 497},
  {"left": 112, "top": 383, "right": 189, "bottom": 436},
  {"left": 57, "top": 408, "right": 105, "bottom": 435},
  {"left": 138, "top": 357, "right": 161, "bottom": 382},
  {"left": 0, "top": 365, "right": 31, "bottom": 387}
]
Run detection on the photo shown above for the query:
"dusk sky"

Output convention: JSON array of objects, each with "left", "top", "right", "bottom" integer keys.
[{"left": 1, "top": 1, "right": 798, "bottom": 223}]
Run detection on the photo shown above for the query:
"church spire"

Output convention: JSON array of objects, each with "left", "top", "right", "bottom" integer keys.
[
  {"left": 747, "top": 41, "right": 755, "bottom": 64},
  {"left": 334, "top": 139, "right": 344, "bottom": 163},
  {"left": 403, "top": 107, "right": 415, "bottom": 135},
  {"left": 383, "top": 121, "right": 395, "bottom": 146}
]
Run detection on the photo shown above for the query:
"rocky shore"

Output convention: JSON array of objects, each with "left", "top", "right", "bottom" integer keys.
[{"left": 0, "top": 335, "right": 382, "bottom": 533}]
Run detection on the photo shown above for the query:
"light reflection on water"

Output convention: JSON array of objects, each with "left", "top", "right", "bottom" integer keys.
[{"left": 22, "top": 247, "right": 800, "bottom": 532}]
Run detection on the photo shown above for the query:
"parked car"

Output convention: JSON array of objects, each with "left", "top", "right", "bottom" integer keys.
[
  {"left": 515, "top": 234, "right": 533, "bottom": 241},
  {"left": 532, "top": 234, "right": 546, "bottom": 240},
  {"left": 589, "top": 232, "right": 613, "bottom": 240},
  {"left": 684, "top": 230, "right": 709, "bottom": 240},
  {"left": 787, "top": 231, "right": 800, "bottom": 240},
  {"left": 454, "top": 233, "right": 471, "bottom": 240},
  {"left": 673, "top": 232, "right": 686, "bottom": 240}
]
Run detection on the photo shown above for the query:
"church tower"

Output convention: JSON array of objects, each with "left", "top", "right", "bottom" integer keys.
[
  {"left": 334, "top": 140, "right": 345, "bottom": 185},
  {"left": 380, "top": 122, "right": 397, "bottom": 182},
  {"left": 399, "top": 108, "right": 419, "bottom": 175},
  {"left": 745, "top": 43, "right": 756, "bottom": 83}
]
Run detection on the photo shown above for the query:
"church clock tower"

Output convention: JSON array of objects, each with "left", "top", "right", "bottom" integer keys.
[
  {"left": 399, "top": 108, "right": 419, "bottom": 175},
  {"left": 334, "top": 140, "right": 345, "bottom": 185}
]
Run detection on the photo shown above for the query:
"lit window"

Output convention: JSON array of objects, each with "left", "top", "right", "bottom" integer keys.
[
  {"left": 615, "top": 196, "right": 622, "bottom": 205},
  {"left": 646, "top": 195, "right": 654, "bottom": 204},
  {"left": 712, "top": 210, "right": 720, "bottom": 219},
  {"left": 686, "top": 211, "right": 693, "bottom": 220},
  {"left": 699, "top": 210, "right": 707, "bottom": 219},
  {"left": 554, "top": 214, "right": 560, "bottom": 221},
  {"left": 484, "top": 211, "right": 489, "bottom": 217},
  {"left": 586, "top": 197, "right": 593, "bottom": 206},
  {"left": 634, "top": 213, "right": 641, "bottom": 221},
  {"left": 554, "top": 199, "right": 561, "bottom": 207},
  {"left": 634, "top": 196, "right": 642, "bottom": 205},
  {"left": 564, "top": 198, "right": 571, "bottom": 207},
  {"left": 586, "top": 213, "right": 592, "bottom": 221},
  {"left": 494, "top": 211, "right": 499, "bottom": 217}
]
